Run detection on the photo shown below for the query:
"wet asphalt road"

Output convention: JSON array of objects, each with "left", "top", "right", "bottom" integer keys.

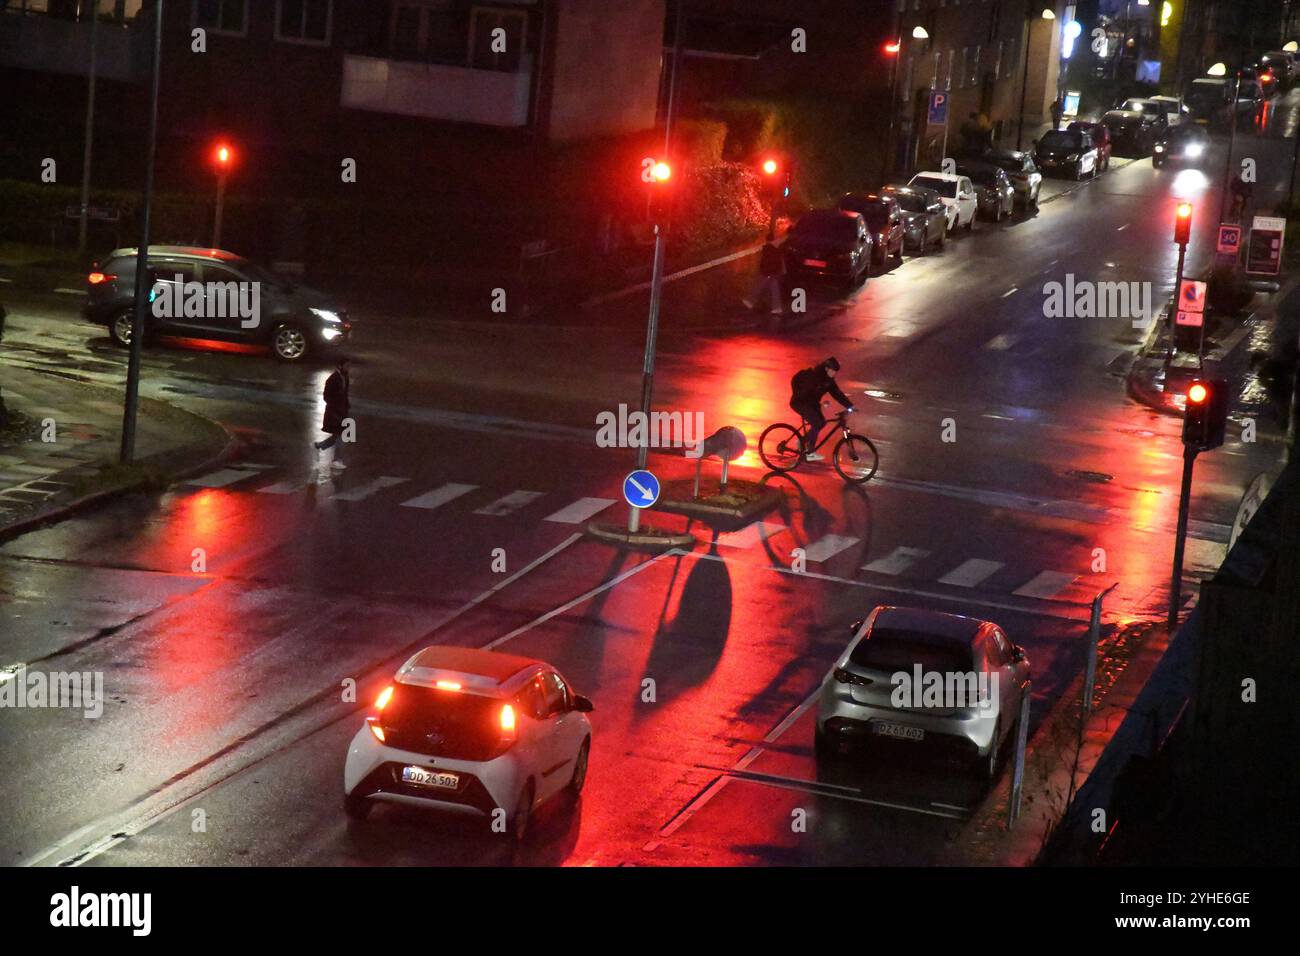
[{"left": 0, "top": 96, "right": 1295, "bottom": 867}]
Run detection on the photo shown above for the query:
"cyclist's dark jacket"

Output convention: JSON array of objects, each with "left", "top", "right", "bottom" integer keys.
[{"left": 790, "top": 365, "right": 850, "bottom": 409}]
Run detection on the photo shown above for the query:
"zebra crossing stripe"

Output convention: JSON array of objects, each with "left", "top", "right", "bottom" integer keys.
[
  {"left": 257, "top": 478, "right": 312, "bottom": 495},
  {"left": 331, "top": 476, "right": 409, "bottom": 502},
  {"left": 400, "top": 483, "right": 478, "bottom": 510},
  {"left": 544, "top": 497, "right": 615, "bottom": 523},
  {"left": 716, "top": 521, "right": 789, "bottom": 548},
  {"left": 1013, "top": 570, "right": 1078, "bottom": 600},
  {"left": 185, "top": 468, "right": 262, "bottom": 489},
  {"left": 475, "top": 490, "right": 545, "bottom": 516},
  {"left": 938, "top": 559, "right": 1003, "bottom": 588},
  {"left": 862, "top": 547, "right": 930, "bottom": 576},
  {"left": 801, "top": 534, "right": 860, "bottom": 563}
]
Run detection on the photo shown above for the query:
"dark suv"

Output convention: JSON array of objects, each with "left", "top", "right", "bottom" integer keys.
[{"left": 84, "top": 246, "right": 351, "bottom": 362}]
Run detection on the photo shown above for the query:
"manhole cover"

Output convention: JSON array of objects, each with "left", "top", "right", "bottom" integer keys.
[{"left": 1067, "top": 469, "right": 1113, "bottom": 483}]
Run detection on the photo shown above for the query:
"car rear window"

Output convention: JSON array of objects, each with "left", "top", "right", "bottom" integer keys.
[
  {"left": 841, "top": 201, "right": 889, "bottom": 227},
  {"left": 850, "top": 628, "right": 974, "bottom": 674},
  {"left": 1039, "top": 131, "right": 1083, "bottom": 150},
  {"left": 793, "top": 214, "right": 860, "bottom": 242},
  {"left": 888, "top": 191, "right": 927, "bottom": 212},
  {"left": 379, "top": 684, "right": 505, "bottom": 761},
  {"left": 912, "top": 176, "right": 955, "bottom": 197}
]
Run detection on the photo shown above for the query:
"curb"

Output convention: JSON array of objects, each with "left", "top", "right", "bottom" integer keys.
[
  {"left": 0, "top": 391, "right": 235, "bottom": 544},
  {"left": 585, "top": 520, "right": 697, "bottom": 550},
  {"left": 655, "top": 479, "right": 784, "bottom": 523}
]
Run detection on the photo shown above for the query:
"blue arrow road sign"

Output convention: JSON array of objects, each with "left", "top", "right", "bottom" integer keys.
[{"left": 622, "top": 470, "right": 661, "bottom": 509}]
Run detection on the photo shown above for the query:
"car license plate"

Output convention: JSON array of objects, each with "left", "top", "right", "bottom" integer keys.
[
  {"left": 804, "top": 258, "right": 827, "bottom": 268},
  {"left": 872, "top": 722, "right": 925, "bottom": 741},
  {"left": 401, "top": 765, "right": 459, "bottom": 790}
]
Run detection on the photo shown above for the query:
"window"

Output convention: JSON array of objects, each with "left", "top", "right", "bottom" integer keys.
[
  {"left": 388, "top": 0, "right": 465, "bottom": 63},
  {"left": 275, "top": 0, "right": 331, "bottom": 45},
  {"left": 539, "top": 672, "right": 568, "bottom": 717},
  {"left": 470, "top": 6, "right": 527, "bottom": 72},
  {"left": 516, "top": 677, "right": 547, "bottom": 722},
  {"left": 194, "top": 0, "right": 246, "bottom": 35}
]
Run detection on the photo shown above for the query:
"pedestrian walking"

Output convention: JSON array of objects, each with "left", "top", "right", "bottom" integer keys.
[
  {"left": 1049, "top": 98, "right": 1063, "bottom": 132},
  {"left": 313, "top": 356, "right": 351, "bottom": 480},
  {"left": 743, "top": 241, "right": 786, "bottom": 315}
]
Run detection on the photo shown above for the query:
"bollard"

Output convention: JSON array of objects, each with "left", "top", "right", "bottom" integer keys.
[
  {"left": 1007, "top": 688, "right": 1032, "bottom": 829},
  {"left": 686, "top": 426, "right": 746, "bottom": 499}
]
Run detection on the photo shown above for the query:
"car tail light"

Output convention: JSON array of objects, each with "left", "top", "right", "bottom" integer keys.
[
  {"left": 497, "top": 703, "right": 517, "bottom": 751},
  {"left": 367, "top": 684, "right": 394, "bottom": 742},
  {"left": 87, "top": 272, "right": 114, "bottom": 285},
  {"left": 369, "top": 723, "right": 386, "bottom": 743},
  {"left": 833, "top": 667, "right": 872, "bottom": 687}
]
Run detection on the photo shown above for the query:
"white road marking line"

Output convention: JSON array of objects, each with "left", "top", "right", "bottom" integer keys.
[
  {"left": 399, "top": 482, "right": 477, "bottom": 510},
  {"left": 1013, "top": 570, "right": 1079, "bottom": 600},
  {"left": 184, "top": 468, "right": 262, "bottom": 489},
  {"left": 1001, "top": 287, "right": 1018, "bottom": 298},
  {"left": 715, "top": 521, "right": 789, "bottom": 549},
  {"left": 801, "top": 534, "right": 860, "bottom": 562},
  {"left": 257, "top": 478, "right": 312, "bottom": 495},
  {"left": 331, "top": 475, "right": 408, "bottom": 502},
  {"left": 544, "top": 496, "right": 615, "bottom": 523},
  {"left": 1117, "top": 223, "right": 1130, "bottom": 231},
  {"left": 983, "top": 333, "right": 1017, "bottom": 350},
  {"left": 474, "top": 490, "right": 545, "bottom": 516},
  {"left": 937, "top": 558, "right": 1004, "bottom": 588},
  {"left": 862, "top": 546, "right": 930, "bottom": 576},
  {"left": 53, "top": 288, "right": 88, "bottom": 296},
  {"left": 585, "top": 243, "right": 764, "bottom": 306}
]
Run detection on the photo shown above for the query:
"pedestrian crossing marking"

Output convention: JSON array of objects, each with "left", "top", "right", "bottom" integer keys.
[
  {"left": 1013, "top": 570, "right": 1078, "bottom": 600},
  {"left": 185, "top": 468, "right": 262, "bottom": 489},
  {"left": 400, "top": 482, "right": 478, "bottom": 510},
  {"left": 862, "top": 547, "right": 930, "bottom": 576},
  {"left": 331, "top": 476, "right": 409, "bottom": 502},
  {"left": 938, "top": 558, "right": 1003, "bottom": 588},
  {"left": 715, "top": 521, "right": 789, "bottom": 549},
  {"left": 802, "top": 534, "right": 860, "bottom": 563},
  {"left": 544, "top": 497, "right": 615, "bottom": 524},
  {"left": 475, "top": 490, "right": 545, "bottom": 516},
  {"left": 257, "top": 478, "right": 311, "bottom": 495}
]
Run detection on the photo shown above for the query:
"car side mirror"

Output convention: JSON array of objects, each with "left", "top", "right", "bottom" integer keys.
[
  {"left": 1011, "top": 646, "right": 1026, "bottom": 663},
  {"left": 572, "top": 695, "right": 594, "bottom": 713}
]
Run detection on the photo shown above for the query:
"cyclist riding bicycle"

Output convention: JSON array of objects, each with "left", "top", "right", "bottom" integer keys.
[{"left": 789, "top": 356, "right": 854, "bottom": 461}]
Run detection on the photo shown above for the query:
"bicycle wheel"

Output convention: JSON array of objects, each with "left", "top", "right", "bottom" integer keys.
[
  {"left": 759, "top": 423, "right": 804, "bottom": 473},
  {"left": 833, "top": 434, "right": 879, "bottom": 484}
]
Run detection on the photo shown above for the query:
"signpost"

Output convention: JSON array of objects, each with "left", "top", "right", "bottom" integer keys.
[
  {"left": 1246, "top": 216, "right": 1286, "bottom": 276},
  {"left": 928, "top": 90, "right": 949, "bottom": 164}
]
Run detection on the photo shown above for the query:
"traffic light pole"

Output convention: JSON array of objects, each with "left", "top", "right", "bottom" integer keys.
[
  {"left": 120, "top": 0, "right": 164, "bottom": 465},
  {"left": 77, "top": 0, "right": 99, "bottom": 256},
  {"left": 1168, "top": 444, "right": 1199, "bottom": 629},
  {"left": 213, "top": 170, "right": 227, "bottom": 249},
  {"left": 1168, "top": 240, "right": 1187, "bottom": 361}
]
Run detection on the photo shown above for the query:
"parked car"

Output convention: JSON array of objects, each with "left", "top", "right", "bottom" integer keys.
[
  {"left": 84, "top": 246, "right": 351, "bottom": 362},
  {"left": 1066, "top": 120, "right": 1112, "bottom": 171},
  {"left": 881, "top": 183, "right": 947, "bottom": 254},
  {"left": 837, "top": 192, "right": 905, "bottom": 269},
  {"left": 815, "top": 606, "right": 1031, "bottom": 782},
  {"left": 1186, "top": 77, "right": 1234, "bottom": 129},
  {"left": 908, "top": 171, "right": 977, "bottom": 233},
  {"left": 1102, "top": 108, "right": 1158, "bottom": 156},
  {"left": 783, "top": 208, "right": 873, "bottom": 287},
  {"left": 956, "top": 161, "right": 1015, "bottom": 222},
  {"left": 984, "top": 149, "right": 1042, "bottom": 207},
  {"left": 1260, "top": 50, "right": 1298, "bottom": 88},
  {"left": 343, "top": 646, "right": 593, "bottom": 840},
  {"left": 1034, "top": 128, "right": 1100, "bottom": 179},
  {"left": 1152, "top": 123, "right": 1211, "bottom": 168},
  {"left": 1236, "top": 80, "right": 1265, "bottom": 120}
]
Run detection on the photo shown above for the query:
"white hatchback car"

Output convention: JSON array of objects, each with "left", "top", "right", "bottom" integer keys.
[
  {"left": 343, "top": 646, "right": 593, "bottom": 840},
  {"left": 908, "top": 172, "right": 977, "bottom": 233}
]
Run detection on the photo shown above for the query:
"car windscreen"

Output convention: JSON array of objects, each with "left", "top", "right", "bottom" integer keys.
[
  {"left": 792, "top": 214, "right": 859, "bottom": 242},
  {"left": 912, "top": 176, "right": 955, "bottom": 197},
  {"left": 850, "top": 629, "right": 974, "bottom": 674},
  {"left": 1039, "top": 131, "right": 1082, "bottom": 150},
  {"left": 852, "top": 204, "right": 890, "bottom": 228},
  {"left": 889, "top": 192, "right": 927, "bottom": 212},
  {"left": 379, "top": 684, "right": 504, "bottom": 760},
  {"left": 961, "top": 167, "right": 998, "bottom": 186}
]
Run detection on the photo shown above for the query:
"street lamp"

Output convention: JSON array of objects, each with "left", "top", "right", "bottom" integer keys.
[
  {"left": 211, "top": 142, "right": 234, "bottom": 249},
  {"left": 1017, "top": 9, "right": 1057, "bottom": 151}
]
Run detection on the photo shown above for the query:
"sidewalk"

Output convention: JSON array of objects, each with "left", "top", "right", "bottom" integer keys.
[{"left": 0, "top": 364, "right": 232, "bottom": 542}]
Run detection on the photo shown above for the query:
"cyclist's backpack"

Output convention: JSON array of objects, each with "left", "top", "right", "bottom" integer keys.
[{"left": 790, "top": 367, "right": 819, "bottom": 399}]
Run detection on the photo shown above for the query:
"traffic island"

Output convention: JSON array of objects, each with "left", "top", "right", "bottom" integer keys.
[
  {"left": 586, "top": 518, "right": 697, "bottom": 551},
  {"left": 654, "top": 476, "right": 784, "bottom": 523}
]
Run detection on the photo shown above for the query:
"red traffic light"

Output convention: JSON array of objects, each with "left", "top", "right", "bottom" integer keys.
[
  {"left": 213, "top": 142, "right": 234, "bottom": 169},
  {"left": 651, "top": 161, "right": 671, "bottom": 183},
  {"left": 761, "top": 158, "right": 779, "bottom": 176},
  {"left": 1187, "top": 382, "right": 1208, "bottom": 404},
  {"left": 1174, "top": 202, "right": 1192, "bottom": 245},
  {"left": 884, "top": 40, "right": 901, "bottom": 54}
]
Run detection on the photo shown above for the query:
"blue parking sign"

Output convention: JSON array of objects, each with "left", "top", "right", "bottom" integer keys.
[{"left": 928, "top": 90, "right": 948, "bottom": 126}]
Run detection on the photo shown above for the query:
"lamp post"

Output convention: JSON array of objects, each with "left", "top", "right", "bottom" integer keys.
[
  {"left": 77, "top": 0, "right": 100, "bottom": 255},
  {"left": 887, "top": 26, "right": 928, "bottom": 180},
  {"left": 1017, "top": 8, "right": 1056, "bottom": 152},
  {"left": 212, "top": 143, "right": 233, "bottom": 249}
]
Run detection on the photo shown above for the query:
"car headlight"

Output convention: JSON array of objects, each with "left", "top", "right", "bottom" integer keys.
[
  {"left": 321, "top": 327, "right": 344, "bottom": 341},
  {"left": 1066, "top": 153, "right": 1080, "bottom": 161},
  {"left": 310, "top": 308, "right": 342, "bottom": 324},
  {"left": 1185, "top": 143, "right": 1204, "bottom": 158},
  {"left": 1154, "top": 144, "right": 1165, "bottom": 152}
]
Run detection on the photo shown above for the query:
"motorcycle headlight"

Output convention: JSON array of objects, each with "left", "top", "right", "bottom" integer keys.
[
  {"left": 1154, "top": 145, "right": 1165, "bottom": 152},
  {"left": 310, "top": 308, "right": 342, "bottom": 324}
]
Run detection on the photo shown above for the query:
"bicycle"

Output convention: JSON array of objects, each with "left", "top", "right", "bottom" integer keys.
[{"left": 759, "top": 408, "right": 879, "bottom": 484}]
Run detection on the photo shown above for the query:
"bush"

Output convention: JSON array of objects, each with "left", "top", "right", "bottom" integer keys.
[{"left": 674, "top": 161, "right": 769, "bottom": 254}]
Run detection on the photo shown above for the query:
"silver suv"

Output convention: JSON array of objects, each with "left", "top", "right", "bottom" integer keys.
[
  {"left": 816, "top": 606, "right": 1031, "bottom": 781},
  {"left": 84, "top": 246, "right": 351, "bottom": 362}
]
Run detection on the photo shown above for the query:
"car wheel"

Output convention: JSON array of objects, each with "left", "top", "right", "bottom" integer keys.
[
  {"left": 110, "top": 310, "right": 138, "bottom": 348},
  {"left": 510, "top": 781, "right": 535, "bottom": 843},
  {"left": 973, "top": 722, "right": 1002, "bottom": 783},
  {"left": 568, "top": 738, "right": 590, "bottom": 796},
  {"left": 965, "top": 213, "right": 975, "bottom": 232},
  {"left": 271, "top": 323, "right": 309, "bottom": 362},
  {"left": 343, "top": 792, "right": 372, "bottom": 821}
]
